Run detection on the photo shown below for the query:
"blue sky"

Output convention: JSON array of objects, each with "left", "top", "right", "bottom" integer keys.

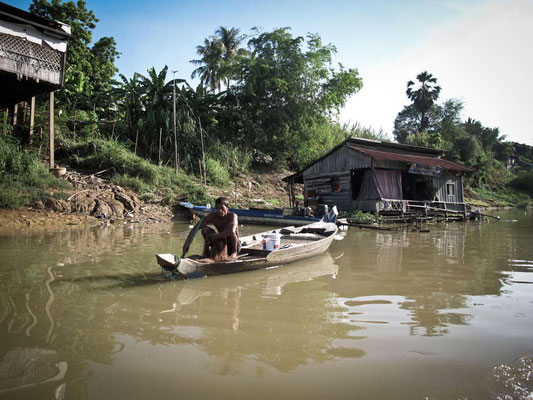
[{"left": 9, "top": 0, "right": 533, "bottom": 145}]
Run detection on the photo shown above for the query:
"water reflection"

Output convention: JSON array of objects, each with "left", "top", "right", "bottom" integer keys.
[
  {"left": 0, "top": 209, "right": 532, "bottom": 399},
  {"left": 328, "top": 222, "right": 506, "bottom": 337},
  {"left": 0, "top": 222, "right": 360, "bottom": 396},
  {"left": 150, "top": 254, "right": 365, "bottom": 374}
]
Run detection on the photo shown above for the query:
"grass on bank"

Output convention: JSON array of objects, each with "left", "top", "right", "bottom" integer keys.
[
  {"left": 0, "top": 136, "right": 70, "bottom": 208},
  {"left": 466, "top": 185, "right": 531, "bottom": 208},
  {"left": 61, "top": 137, "right": 214, "bottom": 205}
]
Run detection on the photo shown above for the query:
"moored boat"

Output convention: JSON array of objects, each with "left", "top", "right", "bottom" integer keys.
[
  {"left": 178, "top": 201, "right": 325, "bottom": 226},
  {"left": 156, "top": 220, "right": 338, "bottom": 279}
]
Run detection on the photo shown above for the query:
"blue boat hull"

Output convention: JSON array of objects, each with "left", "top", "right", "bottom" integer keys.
[{"left": 178, "top": 202, "right": 320, "bottom": 226}]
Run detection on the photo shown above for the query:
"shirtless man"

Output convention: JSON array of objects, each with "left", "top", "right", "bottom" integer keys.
[{"left": 182, "top": 197, "right": 240, "bottom": 262}]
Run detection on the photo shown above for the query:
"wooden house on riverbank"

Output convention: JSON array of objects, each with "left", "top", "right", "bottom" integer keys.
[
  {"left": 0, "top": 1, "right": 70, "bottom": 166},
  {"left": 283, "top": 137, "right": 475, "bottom": 220}
]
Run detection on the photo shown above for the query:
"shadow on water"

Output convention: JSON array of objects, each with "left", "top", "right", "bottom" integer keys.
[{"left": 53, "top": 271, "right": 174, "bottom": 290}]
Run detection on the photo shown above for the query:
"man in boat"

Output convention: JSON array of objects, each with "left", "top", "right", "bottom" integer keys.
[{"left": 182, "top": 197, "right": 240, "bottom": 262}]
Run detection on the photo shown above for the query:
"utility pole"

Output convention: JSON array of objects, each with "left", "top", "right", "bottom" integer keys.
[{"left": 172, "top": 69, "right": 179, "bottom": 173}]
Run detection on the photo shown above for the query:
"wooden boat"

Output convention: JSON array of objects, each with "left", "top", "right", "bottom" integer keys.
[
  {"left": 156, "top": 221, "right": 338, "bottom": 279},
  {"left": 178, "top": 201, "right": 324, "bottom": 226}
]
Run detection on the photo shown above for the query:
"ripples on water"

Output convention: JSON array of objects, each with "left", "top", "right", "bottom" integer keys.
[{"left": 492, "top": 357, "right": 533, "bottom": 400}]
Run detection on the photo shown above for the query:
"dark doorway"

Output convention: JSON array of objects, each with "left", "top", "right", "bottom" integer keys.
[{"left": 350, "top": 169, "right": 366, "bottom": 200}]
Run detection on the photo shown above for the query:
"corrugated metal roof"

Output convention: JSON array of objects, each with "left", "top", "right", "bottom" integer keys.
[{"left": 347, "top": 145, "right": 475, "bottom": 172}]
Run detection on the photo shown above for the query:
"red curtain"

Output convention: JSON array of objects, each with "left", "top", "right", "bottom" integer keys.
[{"left": 356, "top": 170, "right": 402, "bottom": 200}]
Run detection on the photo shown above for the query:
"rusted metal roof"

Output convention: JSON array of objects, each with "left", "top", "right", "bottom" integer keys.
[{"left": 347, "top": 145, "right": 475, "bottom": 172}]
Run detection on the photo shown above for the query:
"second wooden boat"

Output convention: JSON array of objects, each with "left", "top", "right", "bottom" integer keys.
[{"left": 178, "top": 201, "right": 324, "bottom": 226}]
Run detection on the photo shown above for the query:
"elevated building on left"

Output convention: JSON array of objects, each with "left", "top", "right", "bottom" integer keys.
[
  {"left": 0, "top": 1, "right": 70, "bottom": 105},
  {"left": 0, "top": 1, "right": 70, "bottom": 167}
]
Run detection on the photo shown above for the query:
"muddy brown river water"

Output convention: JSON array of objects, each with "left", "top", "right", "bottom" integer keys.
[{"left": 0, "top": 209, "right": 532, "bottom": 399}]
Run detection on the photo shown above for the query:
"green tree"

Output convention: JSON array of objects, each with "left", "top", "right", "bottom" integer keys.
[
  {"left": 215, "top": 26, "right": 246, "bottom": 89},
  {"left": 30, "top": 0, "right": 97, "bottom": 79},
  {"left": 137, "top": 66, "right": 175, "bottom": 160},
  {"left": 29, "top": 0, "right": 119, "bottom": 137},
  {"left": 67, "top": 70, "right": 91, "bottom": 136},
  {"left": 406, "top": 71, "right": 441, "bottom": 132},
  {"left": 231, "top": 28, "right": 362, "bottom": 167},
  {"left": 111, "top": 73, "right": 143, "bottom": 136},
  {"left": 90, "top": 36, "right": 120, "bottom": 114},
  {"left": 190, "top": 37, "right": 223, "bottom": 92},
  {"left": 175, "top": 84, "right": 223, "bottom": 177},
  {"left": 394, "top": 99, "right": 463, "bottom": 146}
]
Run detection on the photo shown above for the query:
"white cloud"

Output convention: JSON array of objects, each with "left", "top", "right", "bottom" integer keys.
[{"left": 340, "top": 0, "right": 533, "bottom": 145}]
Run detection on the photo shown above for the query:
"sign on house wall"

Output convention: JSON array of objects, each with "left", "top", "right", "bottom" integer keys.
[{"left": 408, "top": 163, "right": 443, "bottom": 177}]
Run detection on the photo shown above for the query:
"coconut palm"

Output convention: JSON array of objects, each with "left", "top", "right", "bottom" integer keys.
[
  {"left": 215, "top": 26, "right": 246, "bottom": 88},
  {"left": 190, "top": 37, "right": 223, "bottom": 92},
  {"left": 406, "top": 71, "right": 441, "bottom": 132}
]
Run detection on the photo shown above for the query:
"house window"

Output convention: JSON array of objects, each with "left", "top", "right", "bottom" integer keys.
[{"left": 446, "top": 183, "right": 455, "bottom": 196}]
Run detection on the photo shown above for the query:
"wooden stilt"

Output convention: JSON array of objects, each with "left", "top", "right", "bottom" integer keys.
[
  {"left": 29, "top": 97, "right": 35, "bottom": 145},
  {"left": 49, "top": 92, "right": 55, "bottom": 168},
  {"left": 158, "top": 127, "right": 162, "bottom": 165},
  {"left": 13, "top": 104, "right": 18, "bottom": 126},
  {"left": 2, "top": 109, "right": 7, "bottom": 134},
  {"left": 134, "top": 129, "right": 138, "bottom": 155}
]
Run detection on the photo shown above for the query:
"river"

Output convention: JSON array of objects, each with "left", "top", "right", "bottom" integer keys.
[{"left": 0, "top": 209, "right": 532, "bottom": 399}]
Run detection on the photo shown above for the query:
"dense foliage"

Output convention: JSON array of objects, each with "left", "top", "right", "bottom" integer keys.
[
  {"left": 9, "top": 2, "right": 366, "bottom": 190},
  {"left": 225, "top": 28, "right": 363, "bottom": 167},
  {"left": 393, "top": 72, "right": 531, "bottom": 201},
  {"left": 0, "top": 136, "right": 68, "bottom": 207},
  {"left": 1, "top": 1, "right": 530, "bottom": 209}
]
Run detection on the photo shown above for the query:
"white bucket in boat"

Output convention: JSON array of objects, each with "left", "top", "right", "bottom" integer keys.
[{"left": 263, "top": 233, "right": 281, "bottom": 251}]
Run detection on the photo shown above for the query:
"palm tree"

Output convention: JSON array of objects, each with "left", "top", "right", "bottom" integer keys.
[
  {"left": 406, "top": 71, "right": 441, "bottom": 132},
  {"left": 136, "top": 66, "right": 175, "bottom": 159},
  {"left": 215, "top": 26, "right": 246, "bottom": 88},
  {"left": 175, "top": 83, "right": 223, "bottom": 180},
  {"left": 190, "top": 37, "right": 223, "bottom": 92},
  {"left": 66, "top": 70, "right": 92, "bottom": 136},
  {"left": 111, "top": 73, "right": 142, "bottom": 133}
]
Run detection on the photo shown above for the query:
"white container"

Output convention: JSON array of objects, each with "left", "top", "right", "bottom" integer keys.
[{"left": 263, "top": 233, "right": 281, "bottom": 251}]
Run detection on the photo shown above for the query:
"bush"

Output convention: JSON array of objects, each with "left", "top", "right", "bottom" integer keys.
[
  {"left": 468, "top": 185, "right": 530, "bottom": 207},
  {"left": 0, "top": 136, "right": 68, "bottom": 208},
  {"left": 339, "top": 210, "right": 376, "bottom": 224},
  {"left": 0, "top": 184, "right": 26, "bottom": 208},
  {"left": 208, "top": 142, "right": 250, "bottom": 176},
  {"left": 205, "top": 157, "right": 230, "bottom": 186},
  {"left": 509, "top": 170, "right": 533, "bottom": 194},
  {"left": 65, "top": 138, "right": 159, "bottom": 184},
  {"left": 53, "top": 191, "right": 70, "bottom": 200},
  {"left": 61, "top": 136, "right": 213, "bottom": 204}
]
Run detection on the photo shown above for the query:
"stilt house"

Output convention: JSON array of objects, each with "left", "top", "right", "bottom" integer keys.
[
  {"left": 284, "top": 137, "right": 475, "bottom": 218},
  {"left": 0, "top": 2, "right": 70, "bottom": 166}
]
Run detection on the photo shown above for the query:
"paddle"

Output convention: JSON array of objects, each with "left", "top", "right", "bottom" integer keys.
[{"left": 172, "top": 216, "right": 206, "bottom": 280}]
